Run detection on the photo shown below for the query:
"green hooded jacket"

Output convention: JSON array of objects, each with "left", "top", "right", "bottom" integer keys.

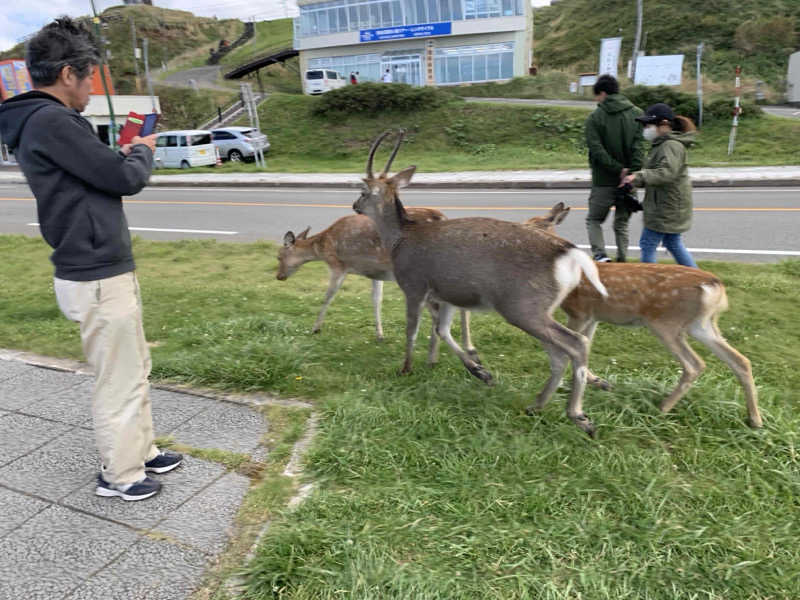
[
  {"left": 585, "top": 93, "right": 645, "bottom": 187},
  {"left": 633, "top": 132, "right": 696, "bottom": 234}
]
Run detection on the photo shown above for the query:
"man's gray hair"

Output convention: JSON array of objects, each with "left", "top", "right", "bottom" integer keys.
[{"left": 25, "top": 17, "right": 101, "bottom": 87}]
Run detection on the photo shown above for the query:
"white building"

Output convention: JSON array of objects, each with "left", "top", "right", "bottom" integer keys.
[{"left": 294, "top": 0, "right": 533, "bottom": 87}]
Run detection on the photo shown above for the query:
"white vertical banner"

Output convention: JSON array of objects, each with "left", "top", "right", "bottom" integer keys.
[{"left": 599, "top": 37, "right": 623, "bottom": 77}]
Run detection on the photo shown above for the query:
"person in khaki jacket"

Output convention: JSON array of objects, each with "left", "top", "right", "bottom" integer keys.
[
  {"left": 0, "top": 18, "right": 182, "bottom": 501},
  {"left": 621, "top": 103, "right": 698, "bottom": 268}
]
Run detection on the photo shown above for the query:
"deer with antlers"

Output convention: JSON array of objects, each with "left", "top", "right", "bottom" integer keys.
[
  {"left": 277, "top": 212, "right": 477, "bottom": 363},
  {"left": 353, "top": 130, "right": 609, "bottom": 437},
  {"left": 523, "top": 202, "right": 762, "bottom": 428}
]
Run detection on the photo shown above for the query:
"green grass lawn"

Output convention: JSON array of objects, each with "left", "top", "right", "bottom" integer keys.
[
  {"left": 156, "top": 94, "right": 800, "bottom": 174},
  {"left": 2, "top": 235, "right": 800, "bottom": 599}
]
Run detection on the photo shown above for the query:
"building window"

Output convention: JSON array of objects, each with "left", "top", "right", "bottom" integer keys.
[
  {"left": 297, "top": 0, "right": 523, "bottom": 38},
  {"left": 434, "top": 42, "right": 514, "bottom": 84},
  {"left": 309, "top": 53, "right": 383, "bottom": 82}
]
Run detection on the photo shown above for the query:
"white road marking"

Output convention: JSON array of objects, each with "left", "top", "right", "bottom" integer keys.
[
  {"left": 143, "top": 187, "right": 800, "bottom": 195},
  {"left": 574, "top": 244, "right": 800, "bottom": 257},
  {"left": 27, "top": 223, "right": 238, "bottom": 235}
]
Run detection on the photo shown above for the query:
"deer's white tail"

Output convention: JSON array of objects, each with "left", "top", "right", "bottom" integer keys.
[{"left": 569, "top": 248, "right": 608, "bottom": 298}]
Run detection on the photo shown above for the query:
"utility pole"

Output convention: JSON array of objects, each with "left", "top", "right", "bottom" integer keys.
[
  {"left": 142, "top": 38, "right": 157, "bottom": 113},
  {"left": 631, "top": 0, "right": 643, "bottom": 81},
  {"left": 696, "top": 42, "right": 704, "bottom": 127},
  {"left": 129, "top": 16, "right": 141, "bottom": 92},
  {"left": 89, "top": 0, "right": 117, "bottom": 149}
]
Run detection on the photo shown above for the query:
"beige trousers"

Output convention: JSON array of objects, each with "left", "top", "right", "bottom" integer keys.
[{"left": 54, "top": 272, "right": 159, "bottom": 485}]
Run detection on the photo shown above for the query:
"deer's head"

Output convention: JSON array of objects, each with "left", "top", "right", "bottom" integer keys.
[
  {"left": 352, "top": 130, "right": 416, "bottom": 222},
  {"left": 523, "top": 202, "right": 571, "bottom": 234},
  {"left": 276, "top": 226, "right": 311, "bottom": 280}
]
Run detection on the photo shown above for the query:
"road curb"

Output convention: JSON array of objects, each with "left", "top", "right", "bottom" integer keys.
[{"left": 3, "top": 173, "right": 800, "bottom": 189}]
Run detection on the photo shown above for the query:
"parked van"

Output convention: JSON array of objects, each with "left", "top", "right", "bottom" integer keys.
[
  {"left": 154, "top": 130, "right": 217, "bottom": 169},
  {"left": 304, "top": 69, "right": 347, "bottom": 95}
]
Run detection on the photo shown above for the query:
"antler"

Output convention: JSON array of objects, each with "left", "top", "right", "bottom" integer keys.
[
  {"left": 366, "top": 130, "right": 392, "bottom": 179},
  {"left": 381, "top": 129, "right": 405, "bottom": 177}
]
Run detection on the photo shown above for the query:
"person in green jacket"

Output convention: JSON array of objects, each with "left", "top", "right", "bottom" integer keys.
[
  {"left": 621, "top": 103, "right": 698, "bottom": 268},
  {"left": 584, "top": 75, "right": 646, "bottom": 263}
]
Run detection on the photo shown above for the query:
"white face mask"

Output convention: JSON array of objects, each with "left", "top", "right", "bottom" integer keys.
[{"left": 643, "top": 125, "right": 659, "bottom": 142}]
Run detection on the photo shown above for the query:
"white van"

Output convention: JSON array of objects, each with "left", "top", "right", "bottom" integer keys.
[
  {"left": 154, "top": 130, "right": 217, "bottom": 169},
  {"left": 304, "top": 69, "right": 347, "bottom": 95}
]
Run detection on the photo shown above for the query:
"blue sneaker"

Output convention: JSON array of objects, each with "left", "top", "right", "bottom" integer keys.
[
  {"left": 145, "top": 450, "right": 183, "bottom": 474},
  {"left": 95, "top": 474, "right": 161, "bottom": 501}
]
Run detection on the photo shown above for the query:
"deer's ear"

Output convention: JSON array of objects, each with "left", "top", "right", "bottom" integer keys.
[
  {"left": 553, "top": 206, "right": 570, "bottom": 225},
  {"left": 283, "top": 231, "right": 295, "bottom": 247},
  {"left": 297, "top": 226, "right": 311, "bottom": 240},
  {"left": 390, "top": 165, "right": 416, "bottom": 189}
]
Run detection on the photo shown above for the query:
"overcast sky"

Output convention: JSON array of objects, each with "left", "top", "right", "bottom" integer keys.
[{"left": 1, "top": 0, "right": 552, "bottom": 55}]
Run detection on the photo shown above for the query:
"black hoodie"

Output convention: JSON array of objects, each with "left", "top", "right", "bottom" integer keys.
[{"left": 0, "top": 91, "right": 153, "bottom": 281}]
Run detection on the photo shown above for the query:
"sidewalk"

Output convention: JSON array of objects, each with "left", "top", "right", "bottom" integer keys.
[
  {"left": 2, "top": 166, "right": 800, "bottom": 188},
  {"left": 0, "top": 351, "right": 273, "bottom": 600}
]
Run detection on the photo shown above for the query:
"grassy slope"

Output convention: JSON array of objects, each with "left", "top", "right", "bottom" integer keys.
[
  {"left": 166, "top": 94, "right": 800, "bottom": 173},
  {"left": 534, "top": 0, "right": 800, "bottom": 89},
  {"left": 153, "top": 85, "right": 237, "bottom": 130},
  {"left": 2, "top": 235, "right": 800, "bottom": 598}
]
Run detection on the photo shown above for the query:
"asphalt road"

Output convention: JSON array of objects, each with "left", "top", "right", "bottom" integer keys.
[
  {"left": 465, "top": 97, "right": 800, "bottom": 119},
  {"left": 1, "top": 184, "right": 798, "bottom": 263}
]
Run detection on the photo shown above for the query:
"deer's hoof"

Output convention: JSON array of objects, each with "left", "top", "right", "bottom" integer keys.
[
  {"left": 525, "top": 404, "right": 543, "bottom": 416},
  {"left": 571, "top": 413, "right": 597, "bottom": 439},
  {"left": 376, "top": 335, "right": 385, "bottom": 343},
  {"left": 399, "top": 366, "right": 412, "bottom": 376},
  {"left": 311, "top": 328, "right": 321, "bottom": 335},
  {"left": 749, "top": 416, "right": 764, "bottom": 429},
  {"left": 467, "top": 363, "right": 494, "bottom": 386},
  {"left": 589, "top": 377, "right": 612, "bottom": 391}
]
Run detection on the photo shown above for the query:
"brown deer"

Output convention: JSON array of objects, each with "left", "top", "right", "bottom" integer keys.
[
  {"left": 524, "top": 202, "right": 762, "bottom": 428},
  {"left": 352, "top": 130, "right": 609, "bottom": 437},
  {"left": 277, "top": 212, "right": 476, "bottom": 363}
]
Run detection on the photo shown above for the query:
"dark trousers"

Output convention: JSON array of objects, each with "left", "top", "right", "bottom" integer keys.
[{"left": 586, "top": 186, "right": 631, "bottom": 261}]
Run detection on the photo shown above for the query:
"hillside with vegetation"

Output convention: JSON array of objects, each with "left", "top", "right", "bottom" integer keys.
[
  {"left": 0, "top": 5, "right": 243, "bottom": 94},
  {"left": 534, "top": 0, "right": 800, "bottom": 89}
]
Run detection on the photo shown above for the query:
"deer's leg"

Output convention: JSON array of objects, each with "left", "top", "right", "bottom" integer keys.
[
  {"left": 525, "top": 339, "right": 570, "bottom": 413},
  {"left": 508, "top": 310, "right": 594, "bottom": 437},
  {"left": 460, "top": 310, "right": 481, "bottom": 364},
  {"left": 567, "top": 316, "right": 611, "bottom": 391},
  {"left": 312, "top": 270, "right": 347, "bottom": 334},
  {"left": 647, "top": 324, "right": 705, "bottom": 414},
  {"left": 688, "top": 318, "right": 762, "bottom": 428},
  {"left": 371, "top": 280, "right": 384, "bottom": 341},
  {"left": 401, "top": 294, "right": 426, "bottom": 375},
  {"left": 435, "top": 302, "right": 492, "bottom": 384},
  {"left": 425, "top": 299, "right": 442, "bottom": 366}
]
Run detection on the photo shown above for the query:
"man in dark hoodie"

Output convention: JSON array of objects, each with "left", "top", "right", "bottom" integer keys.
[
  {"left": 0, "top": 17, "right": 182, "bottom": 501},
  {"left": 584, "top": 74, "right": 645, "bottom": 262}
]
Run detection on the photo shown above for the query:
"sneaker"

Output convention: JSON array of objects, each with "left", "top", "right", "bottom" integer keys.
[
  {"left": 96, "top": 474, "right": 161, "bottom": 501},
  {"left": 145, "top": 450, "right": 183, "bottom": 474},
  {"left": 593, "top": 253, "right": 612, "bottom": 263}
]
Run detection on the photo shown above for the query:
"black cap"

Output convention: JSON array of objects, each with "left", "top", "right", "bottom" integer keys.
[{"left": 636, "top": 103, "right": 675, "bottom": 125}]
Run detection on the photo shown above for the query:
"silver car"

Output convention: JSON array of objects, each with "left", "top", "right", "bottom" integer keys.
[{"left": 211, "top": 126, "right": 270, "bottom": 163}]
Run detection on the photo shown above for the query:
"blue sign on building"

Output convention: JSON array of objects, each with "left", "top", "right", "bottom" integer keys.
[{"left": 359, "top": 22, "right": 452, "bottom": 43}]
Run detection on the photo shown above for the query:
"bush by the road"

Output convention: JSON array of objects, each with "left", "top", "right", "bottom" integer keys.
[
  {"left": 623, "top": 85, "right": 763, "bottom": 124},
  {"left": 311, "top": 82, "right": 459, "bottom": 117}
]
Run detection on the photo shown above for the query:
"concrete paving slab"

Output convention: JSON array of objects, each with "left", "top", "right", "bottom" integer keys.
[
  {"left": 0, "top": 561, "right": 84, "bottom": 600},
  {"left": 63, "top": 537, "right": 209, "bottom": 600},
  {"left": 0, "top": 359, "right": 35, "bottom": 383},
  {"left": 0, "top": 504, "right": 138, "bottom": 578},
  {"left": 170, "top": 401, "right": 267, "bottom": 455},
  {"left": 17, "top": 380, "right": 94, "bottom": 426},
  {"left": 62, "top": 455, "right": 225, "bottom": 531},
  {"left": 156, "top": 471, "right": 250, "bottom": 554},
  {"left": 0, "top": 412, "right": 72, "bottom": 467},
  {"left": 148, "top": 388, "right": 218, "bottom": 435},
  {"left": 0, "top": 486, "right": 49, "bottom": 538},
  {"left": 0, "top": 427, "right": 97, "bottom": 501},
  {"left": 0, "top": 366, "right": 90, "bottom": 411}
]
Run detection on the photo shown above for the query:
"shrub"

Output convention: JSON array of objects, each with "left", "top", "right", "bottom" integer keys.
[
  {"left": 622, "top": 85, "right": 762, "bottom": 124},
  {"left": 311, "top": 83, "right": 460, "bottom": 116}
]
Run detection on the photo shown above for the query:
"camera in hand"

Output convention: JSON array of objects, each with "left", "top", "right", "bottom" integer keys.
[{"left": 615, "top": 183, "right": 642, "bottom": 213}]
